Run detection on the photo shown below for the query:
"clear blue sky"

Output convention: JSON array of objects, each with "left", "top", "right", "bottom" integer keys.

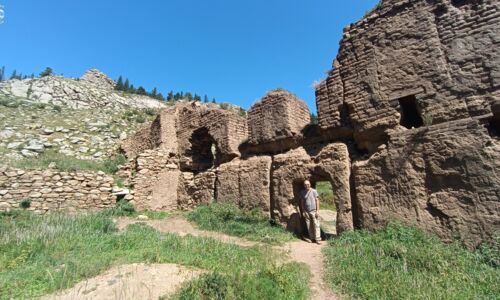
[{"left": 0, "top": 0, "right": 379, "bottom": 113}]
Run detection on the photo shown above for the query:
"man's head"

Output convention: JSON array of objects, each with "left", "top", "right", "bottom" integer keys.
[{"left": 303, "top": 180, "right": 311, "bottom": 191}]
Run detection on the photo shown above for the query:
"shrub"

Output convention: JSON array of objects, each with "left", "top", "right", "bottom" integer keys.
[
  {"left": 52, "top": 105, "right": 62, "bottom": 113},
  {"left": 109, "top": 200, "right": 136, "bottom": 216},
  {"left": 422, "top": 114, "right": 433, "bottom": 126},
  {"left": 19, "top": 198, "right": 31, "bottom": 209},
  {"left": 135, "top": 115, "right": 146, "bottom": 123}
]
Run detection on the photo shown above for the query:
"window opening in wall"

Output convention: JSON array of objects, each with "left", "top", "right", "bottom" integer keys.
[
  {"left": 398, "top": 95, "right": 423, "bottom": 129},
  {"left": 190, "top": 127, "right": 218, "bottom": 171},
  {"left": 486, "top": 114, "right": 500, "bottom": 138}
]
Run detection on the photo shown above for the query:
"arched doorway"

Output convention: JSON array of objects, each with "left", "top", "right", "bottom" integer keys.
[{"left": 189, "top": 127, "right": 220, "bottom": 171}]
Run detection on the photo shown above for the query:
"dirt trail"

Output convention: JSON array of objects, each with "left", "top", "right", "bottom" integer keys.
[
  {"left": 40, "top": 263, "right": 202, "bottom": 300},
  {"left": 116, "top": 211, "right": 339, "bottom": 299},
  {"left": 43, "top": 212, "right": 338, "bottom": 300}
]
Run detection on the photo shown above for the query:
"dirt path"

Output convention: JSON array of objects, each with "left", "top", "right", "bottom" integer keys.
[
  {"left": 116, "top": 215, "right": 258, "bottom": 247},
  {"left": 116, "top": 211, "right": 339, "bottom": 299},
  {"left": 44, "top": 212, "right": 338, "bottom": 300},
  {"left": 40, "top": 263, "right": 202, "bottom": 300}
]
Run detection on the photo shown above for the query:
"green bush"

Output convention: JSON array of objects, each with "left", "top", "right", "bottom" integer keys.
[
  {"left": 109, "top": 200, "right": 136, "bottom": 216},
  {"left": 19, "top": 198, "right": 31, "bottom": 209},
  {"left": 135, "top": 115, "right": 146, "bottom": 123},
  {"left": 187, "top": 203, "right": 293, "bottom": 244},
  {"left": 323, "top": 222, "right": 500, "bottom": 300}
]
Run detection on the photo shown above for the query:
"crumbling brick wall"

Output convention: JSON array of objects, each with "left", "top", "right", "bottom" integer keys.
[
  {"left": 316, "top": 0, "right": 500, "bottom": 151},
  {"left": 247, "top": 89, "right": 310, "bottom": 152},
  {"left": 353, "top": 119, "right": 500, "bottom": 248}
]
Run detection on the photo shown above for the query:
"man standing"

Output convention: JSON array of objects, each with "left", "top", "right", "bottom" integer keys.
[{"left": 299, "top": 180, "right": 321, "bottom": 244}]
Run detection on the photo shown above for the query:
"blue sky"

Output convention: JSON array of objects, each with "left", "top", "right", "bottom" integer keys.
[{"left": 0, "top": 0, "right": 379, "bottom": 112}]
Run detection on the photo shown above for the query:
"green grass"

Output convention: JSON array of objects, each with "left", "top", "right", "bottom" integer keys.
[
  {"left": 323, "top": 222, "right": 500, "bottom": 300},
  {"left": 0, "top": 209, "right": 309, "bottom": 299},
  {"left": 187, "top": 203, "right": 294, "bottom": 245},
  {"left": 316, "top": 181, "right": 336, "bottom": 211},
  {"left": 10, "top": 151, "right": 127, "bottom": 174}
]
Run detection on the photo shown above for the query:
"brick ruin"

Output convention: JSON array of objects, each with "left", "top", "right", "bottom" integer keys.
[{"left": 119, "top": 0, "right": 499, "bottom": 247}]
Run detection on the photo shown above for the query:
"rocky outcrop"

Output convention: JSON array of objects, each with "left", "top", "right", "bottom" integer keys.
[{"left": 0, "top": 69, "right": 165, "bottom": 109}]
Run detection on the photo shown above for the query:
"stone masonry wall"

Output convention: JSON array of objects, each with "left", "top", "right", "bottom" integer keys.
[{"left": 0, "top": 167, "right": 115, "bottom": 213}]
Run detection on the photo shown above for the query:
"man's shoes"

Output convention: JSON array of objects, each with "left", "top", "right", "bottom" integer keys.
[{"left": 314, "top": 240, "right": 322, "bottom": 245}]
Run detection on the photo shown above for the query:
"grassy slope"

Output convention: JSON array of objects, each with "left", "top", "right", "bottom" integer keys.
[
  {"left": 323, "top": 222, "right": 500, "bottom": 300},
  {"left": 0, "top": 210, "right": 309, "bottom": 300},
  {"left": 186, "top": 203, "right": 294, "bottom": 245}
]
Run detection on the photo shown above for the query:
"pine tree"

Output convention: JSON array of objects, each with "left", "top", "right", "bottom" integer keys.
[
  {"left": 116, "top": 76, "right": 124, "bottom": 91},
  {"left": 204, "top": 95, "right": 209, "bottom": 103},
  {"left": 137, "top": 86, "right": 146, "bottom": 95},
  {"left": 30, "top": 73, "right": 35, "bottom": 79},
  {"left": 157, "top": 92, "right": 164, "bottom": 101},
  {"left": 124, "top": 79, "right": 130, "bottom": 91},
  {"left": 167, "top": 91, "right": 174, "bottom": 101},
  {"left": 10, "top": 70, "right": 17, "bottom": 80},
  {"left": 185, "top": 92, "right": 193, "bottom": 101},
  {"left": 151, "top": 87, "right": 158, "bottom": 98},
  {"left": 39, "top": 67, "right": 54, "bottom": 77},
  {"left": 194, "top": 94, "right": 201, "bottom": 102},
  {"left": 129, "top": 84, "right": 135, "bottom": 93},
  {"left": 0, "top": 66, "right": 5, "bottom": 81},
  {"left": 212, "top": 98, "right": 216, "bottom": 103}
]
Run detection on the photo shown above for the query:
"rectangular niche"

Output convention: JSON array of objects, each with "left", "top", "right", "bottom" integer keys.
[{"left": 398, "top": 95, "right": 423, "bottom": 129}]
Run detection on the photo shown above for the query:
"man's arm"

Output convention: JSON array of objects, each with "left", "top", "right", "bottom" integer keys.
[{"left": 315, "top": 191, "right": 320, "bottom": 217}]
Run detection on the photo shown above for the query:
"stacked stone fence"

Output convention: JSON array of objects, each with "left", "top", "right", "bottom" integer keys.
[{"left": 0, "top": 167, "right": 115, "bottom": 213}]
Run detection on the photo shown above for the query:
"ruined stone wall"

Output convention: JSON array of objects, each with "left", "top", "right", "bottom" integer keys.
[
  {"left": 316, "top": 0, "right": 500, "bottom": 150},
  {"left": 216, "top": 156, "right": 272, "bottom": 213},
  {"left": 247, "top": 90, "right": 310, "bottom": 151},
  {"left": 353, "top": 119, "right": 500, "bottom": 248},
  {"left": 271, "top": 143, "right": 353, "bottom": 234},
  {"left": 0, "top": 167, "right": 115, "bottom": 213},
  {"left": 130, "top": 149, "right": 180, "bottom": 211}
]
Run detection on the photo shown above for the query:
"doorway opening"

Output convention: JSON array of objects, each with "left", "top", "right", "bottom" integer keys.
[
  {"left": 189, "top": 127, "right": 220, "bottom": 171},
  {"left": 398, "top": 95, "right": 423, "bottom": 129}
]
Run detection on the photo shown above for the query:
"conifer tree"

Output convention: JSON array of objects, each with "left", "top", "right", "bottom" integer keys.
[
  {"left": 124, "top": 79, "right": 130, "bottom": 91},
  {"left": 151, "top": 87, "right": 158, "bottom": 97},
  {"left": 116, "top": 76, "right": 124, "bottom": 90},
  {"left": 167, "top": 91, "right": 174, "bottom": 101},
  {"left": 212, "top": 98, "right": 216, "bottom": 103},
  {"left": 0, "top": 66, "right": 5, "bottom": 81},
  {"left": 204, "top": 95, "right": 209, "bottom": 103},
  {"left": 10, "top": 70, "right": 17, "bottom": 80},
  {"left": 39, "top": 67, "right": 53, "bottom": 77}
]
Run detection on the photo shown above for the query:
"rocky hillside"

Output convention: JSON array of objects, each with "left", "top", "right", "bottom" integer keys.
[
  {"left": 0, "top": 69, "right": 165, "bottom": 109},
  {"left": 0, "top": 96, "right": 158, "bottom": 161}
]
